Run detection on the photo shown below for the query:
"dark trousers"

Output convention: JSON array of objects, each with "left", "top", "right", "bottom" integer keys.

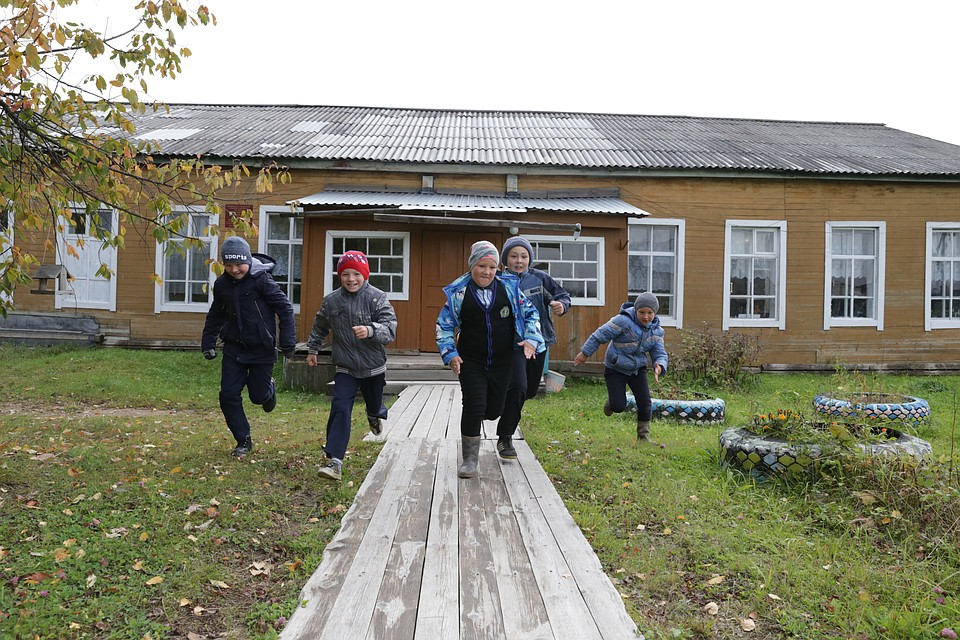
[
  {"left": 219, "top": 355, "right": 275, "bottom": 443},
  {"left": 605, "top": 367, "right": 652, "bottom": 421},
  {"left": 459, "top": 350, "right": 526, "bottom": 437},
  {"left": 325, "top": 372, "right": 387, "bottom": 460},
  {"left": 498, "top": 350, "right": 546, "bottom": 436}
]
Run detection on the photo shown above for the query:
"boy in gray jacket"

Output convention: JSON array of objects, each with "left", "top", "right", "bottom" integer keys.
[{"left": 306, "top": 251, "right": 397, "bottom": 480}]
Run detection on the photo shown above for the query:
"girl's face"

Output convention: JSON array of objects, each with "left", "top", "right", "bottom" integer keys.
[
  {"left": 636, "top": 306, "right": 656, "bottom": 324},
  {"left": 505, "top": 246, "right": 530, "bottom": 273},
  {"left": 340, "top": 268, "right": 365, "bottom": 293},
  {"left": 470, "top": 257, "right": 498, "bottom": 288},
  {"left": 224, "top": 262, "right": 250, "bottom": 280}
]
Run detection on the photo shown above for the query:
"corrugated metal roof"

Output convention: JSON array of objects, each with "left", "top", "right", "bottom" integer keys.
[
  {"left": 292, "top": 191, "right": 650, "bottom": 216},
  {"left": 121, "top": 104, "right": 960, "bottom": 177}
]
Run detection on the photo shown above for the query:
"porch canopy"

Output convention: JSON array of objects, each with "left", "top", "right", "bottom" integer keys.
[{"left": 289, "top": 189, "right": 650, "bottom": 235}]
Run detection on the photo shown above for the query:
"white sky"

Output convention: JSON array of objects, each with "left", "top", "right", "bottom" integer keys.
[{"left": 69, "top": 0, "right": 960, "bottom": 146}]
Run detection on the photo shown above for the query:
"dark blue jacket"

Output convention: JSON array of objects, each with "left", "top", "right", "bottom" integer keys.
[
  {"left": 201, "top": 255, "right": 296, "bottom": 364},
  {"left": 504, "top": 267, "right": 571, "bottom": 347}
]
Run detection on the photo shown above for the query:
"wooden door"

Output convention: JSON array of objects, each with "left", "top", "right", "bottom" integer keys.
[{"left": 419, "top": 230, "right": 498, "bottom": 351}]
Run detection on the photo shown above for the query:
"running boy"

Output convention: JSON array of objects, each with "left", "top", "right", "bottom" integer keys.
[
  {"left": 202, "top": 236, "right": 296, "bottom": 457},
  {"left": 497, "top": 236, "right": 571, "bottom": 454},
  {"left": 573, "top": 292, "right": 667, "bottom": 440},
  {"left": 436, "top": 240, "right": 544, "bottom": 478},
  {"left": 306, "top": 250, "right": 397, "bottom": 481}
]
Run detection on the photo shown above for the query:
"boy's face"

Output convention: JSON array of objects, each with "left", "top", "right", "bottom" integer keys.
[
  {"left": 636, "top": 306, "right": 656, "bottom": 324},
  {"left": 470, "top": 257, "right": 498, "bottom": 288},
  {"left": 224, "top": 262, "right": 250, "bottom": 280},
  {"left": 340, "top": 268, "right": 365, "bottom": 293},
  {"left": 505, "top": 246, "right": 530, "bottom": 273}
]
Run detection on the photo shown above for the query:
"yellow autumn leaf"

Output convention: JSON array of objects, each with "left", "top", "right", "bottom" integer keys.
[
  {"left": 171, "top": 467, "right": 182, "bottom": 474},
  {"left": 146, "top": 576, "right": 163, "bottom": 585},
  {"left": 209, "top": 579, "right": 230, "bottom": 589},
  {"left": 179, "top": 598, "right": 191, "bottom": 607},
  {"left": 133, "top": 561, "right": 144, "bottom": 571},
  {"left": 706, "top": 575, "right": 724, "bottom": 585},
  {"left": 139, "top": 532, "right": 149, "bottom": 541},
  {"left": 662, "top": 527, "right": 672, "bottom": 535},
  {"left": 740, "top": 618, "right": 756, "bottom": 632}
]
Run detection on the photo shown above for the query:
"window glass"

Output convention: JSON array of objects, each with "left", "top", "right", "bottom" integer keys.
[
  {"left": 628, "top": 222, "right": 680, "bottom": 318},
  {"left": 528, "top": 237, "right": 603, "bottom": 304},
  {"left": 328, "top": 232, "right": 409, "bottom": 299}
]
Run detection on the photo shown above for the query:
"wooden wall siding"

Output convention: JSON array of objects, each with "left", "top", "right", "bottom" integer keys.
[{"left": 8, "top": 170, "right": 960, "bottom": 366}]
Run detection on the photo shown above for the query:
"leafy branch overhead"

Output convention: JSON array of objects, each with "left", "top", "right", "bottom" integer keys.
[{"left": 0, "top": 0, "right": 289, "bottom": 314}]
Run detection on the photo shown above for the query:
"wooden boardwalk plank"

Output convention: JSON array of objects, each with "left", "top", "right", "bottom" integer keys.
[{"left": 282, "top": 385, "right": 643, "bottom": 640}]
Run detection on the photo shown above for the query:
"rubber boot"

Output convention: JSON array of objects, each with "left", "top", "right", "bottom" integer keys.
[
  {"left": 458, "top": 435, "right": 482, "bottom": 479},
  {"left": 636, "top": 420, "right": 651, "bottom": 441}
]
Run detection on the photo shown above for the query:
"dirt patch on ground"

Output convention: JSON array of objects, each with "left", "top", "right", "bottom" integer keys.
[{"left": 0, "top": 400, "right": 189, "bottom": 420}]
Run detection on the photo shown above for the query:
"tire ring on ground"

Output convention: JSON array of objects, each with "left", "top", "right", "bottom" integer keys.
[
  {"left": 719, "top": 426, "right": 933, "bottom": 478},
  {"left": 813, "top": 393, "right": 930, "bottom": 423},
  {"left": 626, "top": 392, "right": 726, "bottom": 424}
]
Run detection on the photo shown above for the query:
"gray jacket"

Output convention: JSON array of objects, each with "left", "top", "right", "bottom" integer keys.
[{"left": 306, "top": 282, "right": 397, "bottom": 378}]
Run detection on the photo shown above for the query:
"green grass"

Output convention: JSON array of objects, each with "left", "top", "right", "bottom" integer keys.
[{"left": 1, "top": 347, "right": 960, "bottom": 639}]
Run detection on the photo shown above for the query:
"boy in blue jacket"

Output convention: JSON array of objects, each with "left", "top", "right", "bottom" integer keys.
[
  {"left": 202, "top": 236, "right": 296, "bottom": 457},
  {"left": 573, "top": 292, "right": 667, "bottom": 440}
]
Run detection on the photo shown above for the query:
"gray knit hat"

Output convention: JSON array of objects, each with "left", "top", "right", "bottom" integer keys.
[
  {"left": 634, "top": 292, "right": 659, "bottom": 313},
  {"left": 221, "top": 236, "right": 252, "bottom": 265},
  {"left": 501, "top": 236, "right": 535, "bottom": 267},
  {"left": 468, "top": 240, "right": 499, "bottom": 270}
]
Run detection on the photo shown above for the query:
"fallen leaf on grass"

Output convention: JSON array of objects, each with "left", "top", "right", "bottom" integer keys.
[
  {"left": 705, "top": 575, "right": 724, "bottom": 585},
  {"left": 86, "top": 574, "right": 96, "bottom": 588},
  {"left": 768, "top": 593, "right": 782, "bottom": 601},
  {"left": 30, "top": 453, "right": 56, "bottom": 462},
  {"left": 740, "top": 618, "right": 756, "bottom": 631},
  {"left": 703, "top": 602, "right": 719, "bottom": 615},
  {"left": 179, "top": 598, "right": 191, "bottom": 607},
  {"left": 133, "top": 561, "right": 144, "bottom": 571},
  {"left": 284, "top": 561, "right": 302, "bottom": 573},
  {"left": 209, "top": 579, "right": 230, "bottom": 589},
  {"left": 146, "top": 576, "right": 163, "bottom": 585}
]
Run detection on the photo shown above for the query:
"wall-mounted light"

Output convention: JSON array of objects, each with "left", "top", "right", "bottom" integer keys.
[{"left": 508, "top": 226, "right": 519, "bottom": 235}]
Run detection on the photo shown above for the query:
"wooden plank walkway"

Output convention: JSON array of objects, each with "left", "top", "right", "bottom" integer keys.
[{"left": 280, "top": 384, "right": 643, "bottom": 640}]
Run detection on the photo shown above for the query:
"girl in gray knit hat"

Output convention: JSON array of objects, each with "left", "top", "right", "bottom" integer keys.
[{"left": 572, "top": 292, "right": 668, "bottom": 441}]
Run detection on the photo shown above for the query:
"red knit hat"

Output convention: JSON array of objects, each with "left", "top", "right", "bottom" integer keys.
[{"left": 337, "top": 250, "right": 370, "bottom": 280}]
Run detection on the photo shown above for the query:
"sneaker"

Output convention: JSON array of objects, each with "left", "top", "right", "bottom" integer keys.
[
  {"left": 497, "top": 437, "right": 517, "bottom": 460},
  {"left": 367, "top": 415, "right": 382, "bottom": 436},
  {"left": 231, "top": 437, "right": 253, "bottom": 457},
  {"left": 603, "top": 401, "right": 613, "bottom": 417},
  {"left": 262, "top": 379, "right": 277, "bottom": 413},
  {"left": 318, "top": 459, "right": 343, "bottom": 481}
]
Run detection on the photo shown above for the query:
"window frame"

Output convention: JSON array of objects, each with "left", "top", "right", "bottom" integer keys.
[
  {"left": 56, "top": 203, "right": 119, "bottom": 311},
  {"left": 324, "top": 230, "right": 411, "bottom": 300},
  {"left": 925, "top": 222, "right": 960, "bottom": 331},
  {"left": 0, "top": 206, "right": 11, "bottom": 307},
  {"left": 153, "top": 208, "right": 218, "bottom": 313},
  {"left": 258, "top": 205, "right": 303, "bottom": 313},
  {"left": 627, "top": 217, "right": 685, "bottom": 328},
  {"left": 524, "top": 234, "right": 605, "bottom": 307},
  {"left": 722, "top": 220, "right": 787, "bottom": 330},
  {"left": 823, "top": 221, "right": 885, "bottom": 330}
]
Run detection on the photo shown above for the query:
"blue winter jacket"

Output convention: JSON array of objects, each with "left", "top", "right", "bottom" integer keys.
[
  {"left": 201, "top": 254, "right": 296, "bottom": 364},
  {"left": 504, "top": 267, "right": 571, "bottom": 347},
  {"left": 436, "top": 271, "right": 545, "bottom": 366},
  {"left": 579, "top": 302, "right": 668, "bottom": 376}
]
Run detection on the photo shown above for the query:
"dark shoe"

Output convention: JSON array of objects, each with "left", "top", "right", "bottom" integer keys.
[
  {"left": 318, "top": 459, "right": 342, "bottom": 481},
  {"left": 262, "top": 379, "right": 277, "bottom": 413},
  {"left": 637, "top": 420, "right": 651, "bottom": 441},
  {"left": 367, "top": 415, "right": 382, "bottom": 436},
  {"left": 497, "top": 437, "right": 517, "bottom": 460},
  {"left": 458, "top": 436, "right": 482, "bottom": 478},
  {"left": 231, "top": 437, "right": 253, "bottom": 457},
  {"left": 603, "top": 401, "right": 613, "bottom": 417}
]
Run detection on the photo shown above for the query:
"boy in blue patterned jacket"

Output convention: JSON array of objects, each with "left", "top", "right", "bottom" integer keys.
[
  {"left": 573, "top": 292, "right": 668, "bottom": 440},
  {"left": 436, "top": 240, "right": 544, "bottom": 479}
]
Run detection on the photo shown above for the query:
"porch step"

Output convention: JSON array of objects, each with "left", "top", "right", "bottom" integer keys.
[{"left": 0, "top": 313, "right": 100, "bottom": 347}]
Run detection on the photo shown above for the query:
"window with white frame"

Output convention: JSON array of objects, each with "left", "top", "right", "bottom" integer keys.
[
  {"left": 259, "top": 206, "right": 303, "bottom": 309},
  {"left": 0, "top": 206, "right": 11, "bottom": 306},
  {"left": 926, "top": 223, "right": 960, "bottom": 330},
  {"left": 154, "top": 209, "right": 218, "bottom": 313},
  {"left": 325, "top": 231, "right": 410, "bottom": 299},
  {"left": 824, "top": 222, "right": 885, "bottom": 330},
  {"left": 527, "top": 235, "right": 604, "bottom": 306},
  {"left": 723, "top": 221, "right": 786, "bottom": 329},
  {"left": 628, "top": 218, "right": 684, "bottom": 326}
]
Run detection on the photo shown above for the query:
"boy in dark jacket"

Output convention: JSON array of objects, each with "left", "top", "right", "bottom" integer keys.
[
  {"left": 573, "top": 292, "right": 668, "bottom": 441},
  {"left": 306, "top": 251, "right": 398, "bottom": 481},
  {"left": 201, "top": 236, "right": 296, "bottom": 457}
]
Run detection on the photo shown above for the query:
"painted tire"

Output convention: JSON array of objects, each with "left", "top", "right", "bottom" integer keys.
[
  {"left": 626, "top": 392, "right": 725, "bottom": 424},
  {"left": 813, "top": 393, "right": 930, "bottom": 424},
  {"left": 719, "top": 426, "right": 933, "bottom": 478}
]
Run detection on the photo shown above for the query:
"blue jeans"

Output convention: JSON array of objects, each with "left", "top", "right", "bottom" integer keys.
[{"left": 325, "top": 372, "right": 387, "bottom": 460}]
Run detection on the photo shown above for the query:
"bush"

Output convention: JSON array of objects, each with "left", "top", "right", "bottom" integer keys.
[{"left": 671, "top": 322, "right": 760, "bottom": 388}]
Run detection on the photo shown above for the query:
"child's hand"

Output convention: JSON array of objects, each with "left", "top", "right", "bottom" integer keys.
[
  {"left": 518, "top": 340, "right": 536, "bottom": 359},
  {"left": 654, "top": 364, "right": 663, "bottom": 382},
  {"left": 306, "top": 354, "right": 318, "bottom": 367},
  {"left": 549, "top": 300, "right": 565, "bottom": 315},
  {"left": 573, "top": 352, "right": 586, "bottom": 366},
  {"left": 352, "top": 325, "right": 370, "bottom": 339},
  {"left": 449, "top": 356, "right": 463, "bottom": 375}
]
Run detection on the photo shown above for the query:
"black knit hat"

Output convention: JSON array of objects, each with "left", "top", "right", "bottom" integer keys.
[{"left": 221, "top": 236, "right": 252, "bottom": 265}]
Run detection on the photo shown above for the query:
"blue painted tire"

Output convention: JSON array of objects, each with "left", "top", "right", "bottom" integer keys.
[
  {"left": 626, "top": 392, "right": 725, "bottom": 424},
  {"left": 813, "top": 393, "right": 930, "bottom": 424},
  {"left": 720, "top": 426, "right": 933, "bottom": 478}
]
